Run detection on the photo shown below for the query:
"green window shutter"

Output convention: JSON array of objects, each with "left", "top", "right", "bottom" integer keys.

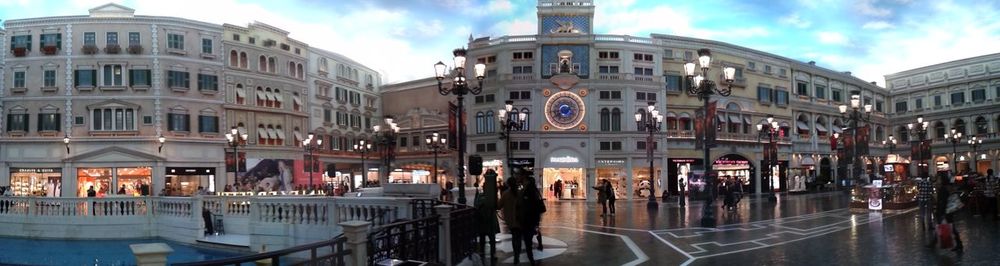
[
  {"left": 55, "top": 114, "right": 61, "bottom": 132},
  {"left": 167, "top": 114, "right": 174, "bottom": 131},
  {"left": 129, "top": 70, "right": 134, "bottom": 86},
  {"left": 74, "top": 70, "right": 80, "bottom": 86},
  {"left": 91, "top": 70, "right": 97, "bottom": 85},
  {"left": 5, "top": 114, "right": 11, "bottom": 131},
  {"left": 27, "top": 35, "right": 32, "bottom": 51},
  {"left": 57, "top": 34, "right": 62, "bottom": 48},
  {"left": 37, "top": 114, "right": 43, "bottom": 132},
  {"left": 10, "top": 36, "right": 14, "bottom": 50}
]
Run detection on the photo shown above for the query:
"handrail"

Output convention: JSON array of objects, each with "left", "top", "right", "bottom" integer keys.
[{"left": 172, "top": 233, "right": 349, "bottom": 266}]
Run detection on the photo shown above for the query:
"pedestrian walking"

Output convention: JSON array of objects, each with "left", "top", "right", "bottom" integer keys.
[
  {"left": 593, "top": 179, "right": 609, "bottom": 217},
  {"left": 983, "top": 169, "right": 998, "bottom": 221},
  {"left": 553, "top": 179, "right": 563, "bottom": 200},
  {"left": 519, "top": 175, "right": 545, "bottom": 254},
  {"left": 917, "top": 176, "right": 934, "bottom": 231},
  {"left": 604, "top": 179, "right": 616, "bottom": 216},
  {"left": 930, "top": 172, "right": 963, "bottom": 253},
  {"left": 473, "top": 171, "right": 500, "bottom": 263},
  {"left": 499, "top": 178, "right": 531, "bottom": 265},
  {"left": 678, "top": 178, "right": 686, "bottom": 206}
]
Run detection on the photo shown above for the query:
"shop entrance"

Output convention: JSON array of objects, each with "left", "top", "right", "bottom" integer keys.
[
  {"left": 714, "top": 154, "right": 754, "bottom": 194},
  {"left": 820, "top": 158, "right": 832, "bottom": 187},
  {"left": 668, "top": 159, "right": 702, "bottom": 196},
  {"left": 9, "top": 168, "right": 62, "bottom": 197},
  {"left": 543, "top": 168, "right": 585, "bottom": 199},
  {"left": 165, "top": 167, "right": 215, "bottom": 196},
  {"left": 595, "top": 166, "right": 626, "bottom": 199},
  {"left": 77, "top": 167, "right": 151, "bottom": 197}
]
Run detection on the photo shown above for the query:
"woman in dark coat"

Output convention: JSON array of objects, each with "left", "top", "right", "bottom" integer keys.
[
  {"left": 931, "top": 172, "right": 963, "bottom": 252},
  {"left": 517, "top": 176, "right": 543, "bottom": 265},
  {"left": 498, "top": 178, "right": 530, "bottom": 264}
]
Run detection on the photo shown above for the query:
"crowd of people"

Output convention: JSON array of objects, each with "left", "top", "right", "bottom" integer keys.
[{"left": 474, "top": 169, "right": 545, "bottom": 265}]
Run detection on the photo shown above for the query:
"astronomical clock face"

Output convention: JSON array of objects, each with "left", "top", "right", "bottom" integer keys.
[{"left": 544, "top": 91, "right": 586, "bottom": 130}]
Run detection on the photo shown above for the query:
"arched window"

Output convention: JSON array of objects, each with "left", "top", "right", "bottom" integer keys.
[
  {"left": 875, "top": 126, "right": 884, "bottom": 142},
  {"left": 257, "top": 124, "right": 267, "bottom": 144},
  {"left": 319, "top": 58, "right": 328, "bottom": 73},
  {"left": 476, "top": 112, "right": 485, "bottom": 134},
  {"left": 636, "top": 109, "right": 647, "bottom": 131},
  {"left": 289, "top": 61, "right": 296, "bottom": 77},
  {"left": 665, "top": 112, "right": 678, "bottom": 131},
  {"left": 268, "top": 57, "right": 277, "bottom": 73},
  {"left": 266, "top": 124, "right": 276, "bottom": 145},
  {"left": 680, "top": 113, "right": 692, "bottom": 131},
  {"left": 239, "top": 52, "right": 248, "bottom": 69},
  {"left": 275, "top": 125, "right": 284, "bottom": 146},
  {"left": 256, "top": 87, "right": 265, "bottom": 106},
  {"left": 898, "top": 126, "right": 909, "bottom": 142},
  {"left": 259, "top": 55, "right": 267, "bottom": 71},
  {"left": 975, "top": 116, "right": 988, "bottom": 134},
  {"left": 520, "top": 108, "right": 530, "bottom": 131},
  {"left": 600, "top": 108, "right": 610, "bottom": 131},
  {"left": 815, "top": 117, "right": 828, "bottom": 137},
  {"left": 229, "top": 50, "right": 239, "bottom": 67},
  {"left": 235, "top": 84, "right": 245, "bottom": 104},
  {"left": 486, "top": 111, "right": 495, "bottom": 133},
  {"left": 954, "top": 119, "right": 967, "bottom": 135},
  {"left": 611, "top": 108, "right": 621, "bottom": 131},
  {"left": 934, "top": 121, "right": 946, "bottom": 139},
  {"left": 274, "top": 89, "right": 282, "bottom": 109},
  {"left": 297, "top": 64, "right": 304, "bottom": 79},
  {"left": 508, "top": 109, "right": 519, "bottom": 128},
  {"left": 779, "top": 122, "right": 791, "bottom": 138},
  {"left": 796, "top": 114, "right": 810, "bottom": 137},
  {"left": 265, "top": 88, "right": 274, "bottom": 107}
]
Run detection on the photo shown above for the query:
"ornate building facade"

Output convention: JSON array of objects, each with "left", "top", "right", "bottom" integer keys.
[
  {"left": 885, "top": 53, "right": 1000, "bottom": 176},
  {"left": 0, "top": 4, "right": 226, "bottom": 197}
]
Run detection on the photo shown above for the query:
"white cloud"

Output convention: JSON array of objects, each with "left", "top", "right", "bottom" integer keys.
[
  {"left": 817, "top": 31, "right": 849, "bottom": 45},
  {"left": 855, "top": 0, "right": 892, "bottom": 17},
  {"left": 488, "top": 0, "right": 513, "bottom": 13},
  {"left": 779, "top": 13, "right": 812, "bottom": 28},
  {"left": 861, "top": 21, "right": 894, "bottom": 30}
]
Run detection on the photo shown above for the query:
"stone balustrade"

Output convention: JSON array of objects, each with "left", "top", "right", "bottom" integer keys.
[{"left": 0, "top": 195, "right": 426, "bottom": 252}]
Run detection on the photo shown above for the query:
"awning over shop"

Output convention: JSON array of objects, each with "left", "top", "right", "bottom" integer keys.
[
  {"left": 257, "top": 128, "right": 269, "bottom": 139},
  {"left": 816, "top": 124, "right": 828, "bottom": 132},
  {"left": 796, "top": 121, "right": 810, "bottom": 131},
  {"left": 275, "top": 129, "right": 286, "bottom": 140},
  {"left": 832, "top": 126, "right": 843, "bottom": 133}
]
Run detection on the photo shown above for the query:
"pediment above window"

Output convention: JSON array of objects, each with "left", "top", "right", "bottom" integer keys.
[{"left": 87, "top": 99, "right": 140, "bottom": 110}]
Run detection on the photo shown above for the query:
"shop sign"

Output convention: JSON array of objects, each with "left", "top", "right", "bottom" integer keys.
[
  {"left": 167, "top": 167, "right": 215, "bottom": 175},
  {"left": 11, "top": 168, "right": 60, "bottom": 173},
  {"left": 714, "top": 159, "right": 749, "bottom": 165},
  {"left": 596, "top": 159, "right": 625, "bottom": 166},
  {"left": 670, "top": 158, "right": 700, "bottom": 164},
  {"left": 510, "top": 158, "right": 535, "bottom": 167},
  {"left": 483, "top": 159, "right": 503, "bottom": 167},
  {"left": 550, "top": 156, "right": 579, "bottom": 163}
]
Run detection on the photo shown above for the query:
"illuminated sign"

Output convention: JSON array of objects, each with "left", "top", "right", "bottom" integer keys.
[
  {"left": 483, "top": 159, "right": 503, "bottom": 167},
  {"left": 549, "top": 156, "right": 579, "bottom": 163},
  {"left": 12, "top": 168, "right": 59, "bottom": 173}
]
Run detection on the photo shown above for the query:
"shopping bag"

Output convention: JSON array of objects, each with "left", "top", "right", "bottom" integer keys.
[
  {"left": 937, "top": 223, "right": 954, "bottom": 249},
  {"left": 946, "top": 194, "right": 963, "bottom": 214}
]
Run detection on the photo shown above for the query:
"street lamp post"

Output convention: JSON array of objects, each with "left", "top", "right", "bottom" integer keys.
[
  {"left": 302, "top": 133, "right": 323, "bottom": 192},
  {"left": 756, "top": 115, "right": 780, "bottom": 201},
  {"left": 435, "top": 47, "right": 486, "bottom": 205},
  {"left": 906, "top": 116, "right": 929, "bottom": 178},
  {"left": 838, "top": 91, "right": 874, "bottom": 186},
  {"left": 683, "top": 49, "right": 736, "bottom": 226},
  {"left": 883, "top": 135, "right": 897, "bottom": 155},
  {"left": 373, "top": 117, "right": 400, "bottom": 186},
  {"left": 225, "top": 127, "right": 248, "bottom": 186},
  {"left": 944, "top": 129, "right": 963, "bottom": 174},
  {"left": 498, "top": 100, "right": 527, "bottom": 182},
  {"left": 635, "top": 101, "right": 664, "bottom": 209},
  {"left": 63, "top": 135, "right": 71, "bottom": 154},
  {"left": 968, "top": 135, "right": 982, "bottom": 175},
  {"left": 425, "top": 133, "right": 448, "bottom": 184},
  {"left": 353, "top": 139, "right": 373, "bottom": 190},
  {"left": 158, "top": 135, "right": 166, "bottom": 153}
]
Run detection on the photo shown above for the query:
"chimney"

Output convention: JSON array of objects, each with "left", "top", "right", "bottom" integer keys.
[
  {"left": 808, "top": 61, "right": 815, "bottom": 65},
  {"left": 844, "top": 71, "right": 852, "bottom": 75},
  {"left": 870, "top": 81, "right": 877, "bottom": 85}
]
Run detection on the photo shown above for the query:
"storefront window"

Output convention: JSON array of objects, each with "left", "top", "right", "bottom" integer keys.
[
  {"left": 78, "top": 168, "right": 113, "bottom": 197},
  {"left": 10, "top": 168, "right": 62, "bottom": 197},
  {"left": 715, "top": 155, "right": 753, "bottom": 193},
  {"left": 631, "top": 166, "right": 661, "bottom": 198},
  {"left": 165, "top": 175, "right": 200, "bottom": 196},
  {"left": 117, "top": 167, "right": 152, "bottom": 196},
  {"left": 543, "top": 168, "right": 585, "bottom": 199},
  {"left": 595, "top": 166, "right": 626, "bottom": 199},
  {"left": 165, "top": 167, "right": 213, "bottom": 196}
]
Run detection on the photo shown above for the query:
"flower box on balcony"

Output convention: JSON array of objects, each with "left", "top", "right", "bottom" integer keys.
[
  {"left": 12, "top": 47, "right": 28, "bottom": 57},
  {"left": 104, "top": 44, "right": 121, "bottom": 54},
  {"left": 128, "top": 45, "right": 143, "bottom": 54},
  {"left": 82, "top": 45, "right": 98, "bottom": 55},
  {"left": 42, "top": 45, "right": 59, "bottom": 55}
]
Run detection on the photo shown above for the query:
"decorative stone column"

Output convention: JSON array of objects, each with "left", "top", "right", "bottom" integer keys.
[
  {"left": 339, "top": 220, "right": 372, "bottom": 266},
  {"left": 130, "top": 243, "right": 173, "bottom": 266}
]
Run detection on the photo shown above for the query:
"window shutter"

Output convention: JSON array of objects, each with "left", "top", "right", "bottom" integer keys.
[
  {"left": 6, "top": 114, "right": 11, "bottom": 131},
  {"left": 184, "top": 114, "right": 191, "bottom": 131},
  {"left": 54, "top": 114, "right": 61, "bottom": 132},
  {"left": 167, "top": 114, "right": 174, "bottom": 131},
  {"left": 57, "top": 34, "right": 62, "bottom": 48},
  {"left": 91, "top": 70, "right": 97, "bottom": 85},
  {"left": 37, "top": 114, "right": 43, "bottom": 132},
  {"left": 129, "top": 70, "right": 134, "bottom": 86},
  {"left": 9, "top": 36, "right": 13, "bottom": 50},
  {"left": 74, "top": 70, "right": 80, "bottom": 86}
]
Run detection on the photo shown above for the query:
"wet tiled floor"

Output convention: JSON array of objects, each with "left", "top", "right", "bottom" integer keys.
[{"left": 491, "top": 191, "right": 1000, "bottom": 265}]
